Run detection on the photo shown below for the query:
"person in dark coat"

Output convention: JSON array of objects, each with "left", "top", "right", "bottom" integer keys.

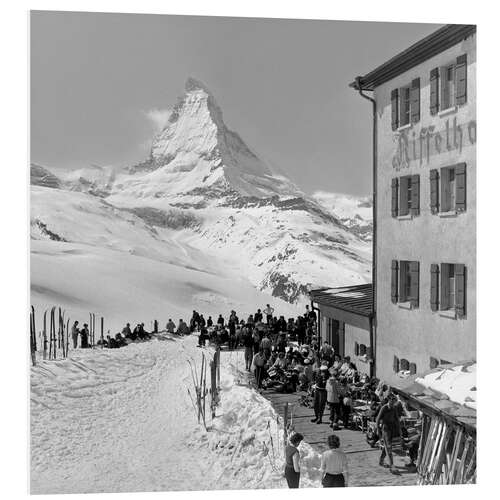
[
  {"left": 217, "top": 314, "right": 225, "bottom": 327},
  {"left": 284, "top": 432, "right": 304, "bottom": 488},
  {"left": 311, "top": 368, "right": 329, "bottom": 424},
  {"left": 80, "top": 323, "right": 90, "bottom": 348},
  {"left": 376, "top": 394, "right": 402, "bottom": 473},
  {"left": 207, "top": 316, "right": 213, "bottom": 328}
]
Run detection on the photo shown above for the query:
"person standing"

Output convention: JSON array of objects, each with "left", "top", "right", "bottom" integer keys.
[
  {"left": 71, "top": 321, "right": 79, "bottom": 349},
  {"left": 242, "top": 327, "right": 254, "bottom": 371},
  {"left": 311, "top": 367, "right": 329, "bottom": 424},
  {"left": 327, "top": 373, "right": 341, "bottom": 427},
  {"left": 263, "top": 304, "right": 274, "bottom": 325},
  {"left": 252, "top": 349, "right": 267, "bottom": 389},
  {"left": 284, "top": 432, "right": 304, "bottom": 488},
  {"left": 80, "top": 323, "right": 90, "bottom": 348},
  {"left": 376, "top": 394, "right": 401, "bottom": 473},
  {"left": 320, "top": 434, "right": 349, "bottom": 487}
]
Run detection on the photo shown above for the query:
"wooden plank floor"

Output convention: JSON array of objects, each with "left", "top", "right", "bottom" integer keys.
[{"left": 260, "top": 387, "right": 418, "bottom": 487}]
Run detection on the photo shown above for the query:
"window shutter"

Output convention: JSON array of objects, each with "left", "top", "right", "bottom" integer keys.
[
  {"left": 393, "top": 355, "right": 400, "bottom": 373},
  {"left": 399, "top": 176, "right": 409, "bottom": 216},
  {"left": 455, "top": 163, "right": 467, "bottom": 212},
  {"left": 430, "top": 68, "right": 439, "bottom": 115},
  {"left": 411, "top": 175, "right": 420, "bottom": 216},
  {"left": 429, "top": 357, "right": 439, "bottom": 369},
  {"left": 440, "top": 263, "right": 450, "bottom": 310},
  {"left": 399, "top": 261, "right": 407, "bottom": 302},
  {"left": 354, "top": 342, "right": 359, "bottom": 356},
  {"left": 441, "top": 168, "right": 451, "bottom": 212},
  {"left": 409, "top": 362, "right": 417, "bottom": 375},
  {"left": 391, "top": 178, "right": 399, "bottom": 217},
  {"left": 391, "top": 260, "right": 399, "bottom": 303},
  {"left": 409, "top": 261, "right": 419, "bottom": 308},
  {"left": 391, "top": 89, "right": 399, "bottom": 131},
  {"left": 430, "top": 264, "right": 439, "bottom": 311},
  {"left": 430, "top": 169, "right": 440, "bottom": 214},
  {"left": 410, "top": 78, "right": 420, "bottom": 123},
  {"left": 455, "top": 54, "right": 467, "bottom": 105},
  {"left": 366, "top": 346, "right": 372, "bottom": 359},
  {"left": 455, "top": 264, "right": 466, "bottom": 318}
]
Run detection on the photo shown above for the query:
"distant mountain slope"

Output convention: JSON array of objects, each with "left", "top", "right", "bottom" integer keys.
[
  {"left": 312, "top": 191, "right": 373, "bottom": 242},
  {"left": 31, "top": 163, "right": 61, "bottom": 189}
]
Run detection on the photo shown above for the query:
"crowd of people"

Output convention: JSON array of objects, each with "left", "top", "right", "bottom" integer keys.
[
  {"left": 69, "top": 320, "right": 152, "bottom": 349},
  {"left": 181, "top": 303, "right": 421, "bottom": 484}
]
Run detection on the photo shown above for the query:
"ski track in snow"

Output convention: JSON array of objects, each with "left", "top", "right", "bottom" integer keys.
[{"left": 30, "top": 335, "right": 321, "bottom": 494}]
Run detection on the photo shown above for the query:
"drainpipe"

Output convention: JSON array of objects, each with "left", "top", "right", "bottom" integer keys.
[{"left": 354, "top": 76, "right": 377, "bottom": 378}]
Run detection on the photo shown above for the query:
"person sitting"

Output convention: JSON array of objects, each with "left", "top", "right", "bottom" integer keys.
[
  {"left": 273, "top": 352, "right": 288, "bottom": 370},
  {"left": 166, "top": 319, "right": 176, "bottom": 334},
  {"left": 176, "top": 319, "right": 190, "bottom": 336},
  {"left": 115, "top": 332, "right": 127, "bottom": 347},
  {"left": 121, "top": 322, "right": 132, "bottom": 339},
  {"left": 339, "top": 357, "right": 351, "bottom": 377}
]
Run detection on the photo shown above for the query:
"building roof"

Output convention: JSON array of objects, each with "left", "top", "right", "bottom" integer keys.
[
  {"left": 350, "top": 24, "right": 476, "bottom": 91},
  {"left": 310, "top": 283, "right": 373, "bottom": 318}
]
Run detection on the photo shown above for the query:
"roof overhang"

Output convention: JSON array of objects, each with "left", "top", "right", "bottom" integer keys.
[
  {"left": 350, "top": 24, "right": 476, "bottom": 91},
  {"left": 310, "top": 284, "right": 373, "bottom": 318}
]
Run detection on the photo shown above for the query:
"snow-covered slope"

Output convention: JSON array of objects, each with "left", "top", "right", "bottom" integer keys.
[
  {"left": 30, "top": 77, "right": 372, "bottom": 308},
  {"left": 31, "top": 186, "right": 299, "bottom": 331}
]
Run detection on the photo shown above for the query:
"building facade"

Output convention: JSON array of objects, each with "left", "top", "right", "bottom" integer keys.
[{"left": 352, "top": 25, "right": 476, "bottom": 385}]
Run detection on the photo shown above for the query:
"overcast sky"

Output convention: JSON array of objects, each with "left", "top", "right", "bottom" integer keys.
[{"left": 30, "top": 11, "right": 440, "bottom": 196}]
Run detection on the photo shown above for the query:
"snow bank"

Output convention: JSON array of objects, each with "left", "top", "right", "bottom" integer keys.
[
  {"left": 188, "top": 350, "right": 322, "bottom": 489},
  {"left": 416, "top": 363, "right": 476, "bottom": 410}
]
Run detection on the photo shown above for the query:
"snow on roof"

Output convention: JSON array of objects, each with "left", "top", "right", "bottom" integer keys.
[{"left": 415, "top": 362, "right": 476, "bottom": 410}]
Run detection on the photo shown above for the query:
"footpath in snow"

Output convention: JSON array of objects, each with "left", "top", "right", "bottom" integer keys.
[{"left": 30, "top": 334, "right": 321, "bottom": 494}]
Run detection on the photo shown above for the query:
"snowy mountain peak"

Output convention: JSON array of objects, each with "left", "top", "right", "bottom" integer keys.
[{"left": 124, "top": 79, "right": 302, "bottom": 200}]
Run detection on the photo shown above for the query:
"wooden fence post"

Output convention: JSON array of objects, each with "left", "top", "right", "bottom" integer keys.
[
  {"left": 283, "top": 402, "right": 289, "bottom": 457},
  {"left": 216, "top": 346, "right": 221, "bottom": 391},
  {"left": 100, "top": 317, "right": 104, "bottom": 348}
]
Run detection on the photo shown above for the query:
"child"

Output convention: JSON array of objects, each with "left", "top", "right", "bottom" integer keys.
[{"left": 342, "top": 391, "right": 353, "bottom": 428}]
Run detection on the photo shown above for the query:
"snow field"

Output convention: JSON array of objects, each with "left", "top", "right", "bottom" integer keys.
[{"left": 30, "top": 335, "right": 320, "bottom": 494}]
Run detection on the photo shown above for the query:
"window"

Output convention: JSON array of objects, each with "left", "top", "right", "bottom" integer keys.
[
  {"left": 441, "top": 64, "right": 455, "bottom": 111},
  {"left": 430, "top": 54, "right": 467, "bottom": 115},
  {"left": 430, "top": 263, "right": 466, "bottom": 318},
  {"left": 391, "top": 78, "right": 420, "bottom": 130},
  {"left": 430, "top": 164, "right": 466, "bottom": 214},
  {"left": 391, "top": 260, "right": 419, "bottom": 308},
  {"left": 391, "top": 175, "right": 420, "bottom": 217}
]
